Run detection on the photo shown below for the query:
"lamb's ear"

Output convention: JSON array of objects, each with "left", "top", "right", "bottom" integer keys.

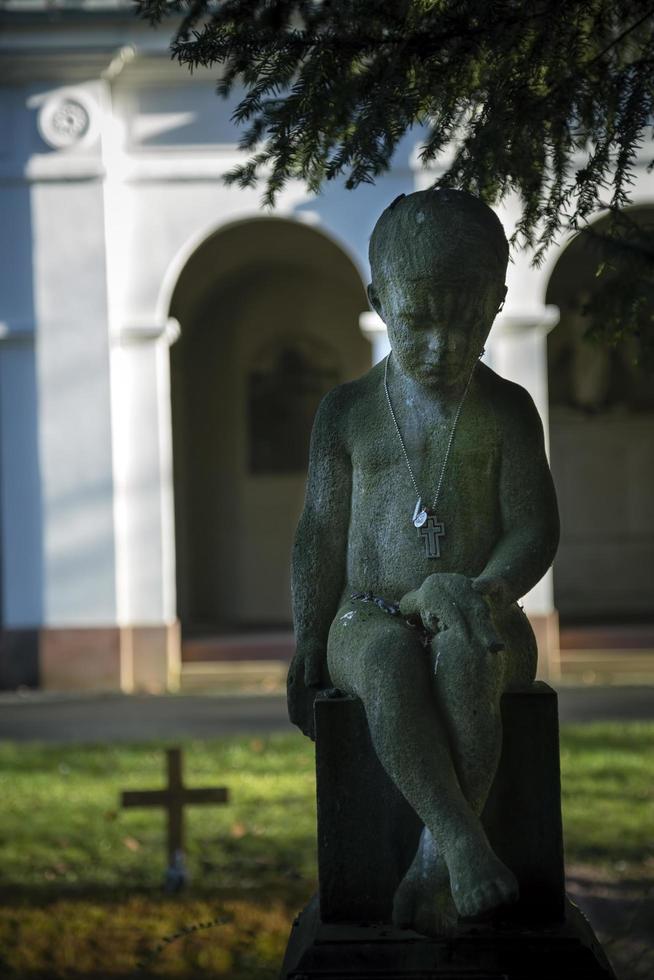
[
  {"left": 399, "top": 588, "right": 420, "bottom": 618},
  {"left": 480, "top": 622, "right": 505, "bottom": 654}
]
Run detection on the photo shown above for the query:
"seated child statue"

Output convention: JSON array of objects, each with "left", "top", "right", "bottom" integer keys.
[{"left": 287, "top": 188, "right": 560, "bottom": 936}]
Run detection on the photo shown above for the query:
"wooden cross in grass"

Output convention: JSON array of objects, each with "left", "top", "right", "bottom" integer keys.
[{"left": 121, "top": 747, "right": 229, "bottom": 874}]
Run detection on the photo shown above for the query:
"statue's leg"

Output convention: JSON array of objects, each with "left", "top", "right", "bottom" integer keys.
[
  {"left": 393, "top": 644, "right": 504, "bottom": 936},
  {"left": 392, "top": 606, "right": 534, "bottom": 935},
  {"left": 327, "top": 600, "right": 518, "bottom": 926},
  {"left": 433, "top": 601, "right": 537, "bottom": 812},
  {"left": 405, "top": 602, "right": 536, "bottom": 927},
  {"left": 432, "top": 636, "right": 506, "bottom": 813}
]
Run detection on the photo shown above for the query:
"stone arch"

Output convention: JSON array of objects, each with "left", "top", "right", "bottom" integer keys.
[
  {"left": 156, "top": 212, "right": 367, "bottom": 327},
  {"left": 168, "top": 217, "right": 370, "bottom": 636},
  {"left": 545, "top": 206, "right": 654, "bottom": 620}
]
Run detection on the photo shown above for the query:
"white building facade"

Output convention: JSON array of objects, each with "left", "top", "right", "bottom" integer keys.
[{"left": 1, "top": 1, "right": 652, "bottom": 691}]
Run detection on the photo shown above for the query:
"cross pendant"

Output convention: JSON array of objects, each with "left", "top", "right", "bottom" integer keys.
[{"left": 418, "top": 514, "right": 445, "bottom": 559}]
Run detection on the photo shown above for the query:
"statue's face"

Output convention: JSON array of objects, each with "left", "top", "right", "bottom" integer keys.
[{"left": 370, "top": 267, "right": 504, "bottom": 387}]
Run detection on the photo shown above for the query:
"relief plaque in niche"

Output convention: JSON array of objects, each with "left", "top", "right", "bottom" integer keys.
[
  {"left": 37, "top": 90, "right": 97, "bottom": 150},
  {"left": 248, "top": 339, "right": 340, "bottom": 474}
]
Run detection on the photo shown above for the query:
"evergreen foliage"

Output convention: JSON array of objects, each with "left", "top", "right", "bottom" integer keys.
[{"left": 136, "top": 0, "right": 654, "bottom": 362}]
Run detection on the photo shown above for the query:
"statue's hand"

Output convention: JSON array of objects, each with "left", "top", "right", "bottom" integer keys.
[
  {"left": 471, "top": 574, "right": 512, "bottom": 609},
  {"left": 287, "top": 644, "right": 325, "bottom": 741},
  {"left": 400, "top": 572, "right": 474, "bottom": 631}
]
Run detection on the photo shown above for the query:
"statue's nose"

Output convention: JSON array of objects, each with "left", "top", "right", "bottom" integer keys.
[{"left": 426, "top": 336, "right": 445, "bottom": 357}]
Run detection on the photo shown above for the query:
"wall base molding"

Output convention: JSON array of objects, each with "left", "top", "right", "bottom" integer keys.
[
  {"left": 0, "top": 623, "right": 181, "bottom": 693},
  {"left": 2, "top": 615, "right": 556, "bottom": 693}
]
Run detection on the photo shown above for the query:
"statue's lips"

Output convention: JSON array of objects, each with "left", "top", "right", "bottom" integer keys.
[
  {"left": 415, "top": 360, "right": 471, "bottom": 385},
  {"left": 419, "top": 359, "right": 462, "bottom": 373}
]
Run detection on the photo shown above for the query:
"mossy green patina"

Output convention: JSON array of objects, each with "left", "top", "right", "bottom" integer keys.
[{"left": 287, "top": 188, "right": 560, "bottom": 935}]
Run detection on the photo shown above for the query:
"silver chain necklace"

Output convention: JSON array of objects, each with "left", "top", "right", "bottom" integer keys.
[{"left": 383, "top": 352, "right": 478, "bottom": 558}]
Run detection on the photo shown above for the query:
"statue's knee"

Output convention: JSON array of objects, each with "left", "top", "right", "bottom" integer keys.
[
  {"left": 328, "top": 603, "right": 366, "bottom": 652},
  {"left": 359, "top": 634, "right": 429, "bottom": 699},
  {"left": 329, "top": 602, "right": 429, "bottom": 697}
]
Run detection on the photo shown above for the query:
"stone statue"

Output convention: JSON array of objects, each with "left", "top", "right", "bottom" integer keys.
[{"left": 287, "top": 189, "right": 560, "bottom": 937}]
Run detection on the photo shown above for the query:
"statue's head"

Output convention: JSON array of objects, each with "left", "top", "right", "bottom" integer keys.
[{"left": 368, "top": 188, "right": 508, "bottom": 386}]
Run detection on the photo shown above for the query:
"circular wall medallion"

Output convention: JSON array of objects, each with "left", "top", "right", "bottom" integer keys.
[{"left": 37, "top": 92, "right": 96, "bottom": 149}]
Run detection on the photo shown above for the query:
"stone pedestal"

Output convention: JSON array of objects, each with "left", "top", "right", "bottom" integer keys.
[
  {"left": 281, "top": 685, "right": 615, "bottom": 979},
  {"left": 281, "top": 899, "right": 616, "bottom": 979}
]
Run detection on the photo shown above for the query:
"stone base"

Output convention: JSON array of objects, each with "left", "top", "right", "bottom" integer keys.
[
  {"left": 34, "top": 623, "right": 181, "bottom": 693},
  {"left": 281, "top": 895, "right": 616, "bottom": 979},
  {"left": 316, "top": 686, "right": 565, "bottom": 926},
  {"left": 122, "top": 621, "right": 181, "bottom": 693}
]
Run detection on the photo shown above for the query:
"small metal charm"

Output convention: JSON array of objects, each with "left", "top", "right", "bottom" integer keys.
[{"left": 413, "top": 498, "right": 429, "bottom": 528}]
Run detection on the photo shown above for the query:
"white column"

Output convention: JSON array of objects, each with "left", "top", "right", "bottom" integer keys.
[
  {"left": 488, "top": 307, "right": 559, "bottom": 454},
  {"left": 359, "top": 310, "right": 390, "bottom": 363},
  {"left": 111, "top": 319, "right": 179, "bottom": 625},
  {"left": 487, "top": 305, "right": 561, "bottom": 678},
  {"left": 32, "top": 176, "right": 117, "bottom": 627},
  {"left": 110, "top": 319, "right": 181, "bottom": 691}
]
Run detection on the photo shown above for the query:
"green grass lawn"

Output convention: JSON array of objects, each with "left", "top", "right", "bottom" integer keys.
[{"left": 0, "top": 724, "right": 652, "bottom": 978}]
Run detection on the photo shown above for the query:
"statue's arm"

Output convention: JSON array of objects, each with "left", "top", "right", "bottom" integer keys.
[
  {"left": 473, "top": 383, "right": 560, "bottom": 606},
  {"left": 290, "top": 387, "right": 352, "bottom": 688}
]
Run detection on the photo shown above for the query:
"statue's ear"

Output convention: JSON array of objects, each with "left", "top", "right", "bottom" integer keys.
[{"left": 367, "top": 283, "right": 383, "bottom": 319}]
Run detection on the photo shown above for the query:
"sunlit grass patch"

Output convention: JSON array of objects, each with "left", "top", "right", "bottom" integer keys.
[
  {"left": 560, "top": 722, "right": 654, "bottom": 868},
  {"left": 0, "top": 734, "right": 316, "bottom": 894}
]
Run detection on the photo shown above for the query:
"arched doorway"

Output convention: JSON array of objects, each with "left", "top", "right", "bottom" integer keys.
[
  {"left": 169, "top": 219, "right": 370, "bottom": 638},
  {"left": 546, "top": 208, "right": 654, "bottom": 621}
]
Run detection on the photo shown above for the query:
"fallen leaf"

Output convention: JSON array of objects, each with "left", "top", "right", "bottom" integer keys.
[
  {"left": 230, "top": 822, "right": 247, "bottom": 839},
  {"left": 122, "top": 836, "right": 141, "bottom": 852}
]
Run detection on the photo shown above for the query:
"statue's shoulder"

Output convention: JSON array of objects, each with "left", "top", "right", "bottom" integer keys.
[
  {"left": 317, "top": 362, "right": 384, "bottom": 433},
  {"left": 477, "top": 363, "right": 543, "bottom": 437}
]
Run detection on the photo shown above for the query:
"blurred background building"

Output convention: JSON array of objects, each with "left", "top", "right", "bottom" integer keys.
[{"left": 1, "top": 0, "right": 653, "bottom": 693}]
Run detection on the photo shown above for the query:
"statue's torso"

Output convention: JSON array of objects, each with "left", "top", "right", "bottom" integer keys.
[{"left": 341, "top": 365, "right": 504, "bottom": 601}]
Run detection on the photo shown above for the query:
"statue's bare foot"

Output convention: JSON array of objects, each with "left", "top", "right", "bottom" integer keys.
[
  {"left": 393, "top": 875, "right": 457, "bottom": 936},
  {"left": 447, "top": 834, "right": 518, "bottom": 919},
  {"left": 392, "top": 831, "right": 457, "bottom": 937}
]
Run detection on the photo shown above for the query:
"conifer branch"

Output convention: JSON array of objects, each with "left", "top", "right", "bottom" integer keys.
[{"left": 135, "top": 0, "right": 654, "bottom": 361}]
